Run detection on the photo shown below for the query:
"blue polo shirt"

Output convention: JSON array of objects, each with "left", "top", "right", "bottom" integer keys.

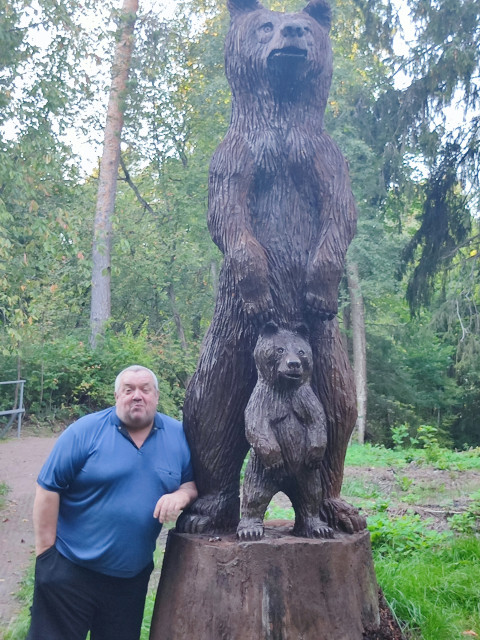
[{"left": 37, "top": 407, "right": 194, "bottom": 578}]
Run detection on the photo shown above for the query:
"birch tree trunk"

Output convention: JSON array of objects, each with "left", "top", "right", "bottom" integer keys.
[
  {"left": 347, "top": 259, "right": 367, "bottom": 444},
  {"left": 89, "top": 0, "right": 139, "bottom": 348}
]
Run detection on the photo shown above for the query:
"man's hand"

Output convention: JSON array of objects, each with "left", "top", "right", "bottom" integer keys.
[{"left": 153, "top": 481, "right": 198, "bottom": 524}]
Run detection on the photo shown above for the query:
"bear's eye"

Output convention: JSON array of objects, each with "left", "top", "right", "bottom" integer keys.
[
  {"left": 260, "top": 22, "right": 274, "bottom": 34},
  {"left": 298, "top": 350, "right": 305, "bottom": 356},
  {"left": 277, "top": 347, "right": 285, "bottom": 354}
]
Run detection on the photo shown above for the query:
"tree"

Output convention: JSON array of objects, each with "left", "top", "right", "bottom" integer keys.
[
  {"left": 347, "top": 259, "right": 367, "bottom": 444},
  {"left": 90, "top": 0, "right": 139, "bottom": 348}
]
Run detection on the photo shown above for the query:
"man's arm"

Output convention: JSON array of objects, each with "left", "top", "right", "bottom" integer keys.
[
  {"left": 153, "top": 481, "right": 198, "bottom": 524},
  {"left": 32, "top": 483, "right": 60, "bottom": 555}
]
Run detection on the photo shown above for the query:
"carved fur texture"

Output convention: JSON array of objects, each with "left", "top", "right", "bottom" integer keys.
[
  {"left": 177, "top": 0, "right": 365, "bottom": 536},
  {"left": 237, "top": 324, "right": 333, "bottom": 540}
]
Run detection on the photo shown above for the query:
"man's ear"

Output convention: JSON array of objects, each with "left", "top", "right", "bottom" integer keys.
[
  {"left": 228, "top": 0, "right": 264, "bottom": 19},
  {"left": 303, "top": 0, "right": 332, "bottom": 31}
]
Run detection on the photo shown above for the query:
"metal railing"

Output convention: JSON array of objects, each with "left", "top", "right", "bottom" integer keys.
[{"left": 0, "top": 380, "right": 26, "bottom": 438}]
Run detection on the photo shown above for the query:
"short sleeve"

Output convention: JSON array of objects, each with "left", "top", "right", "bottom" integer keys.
[{"left": 37, "top": 421, "right": 91, "bottom": 492}]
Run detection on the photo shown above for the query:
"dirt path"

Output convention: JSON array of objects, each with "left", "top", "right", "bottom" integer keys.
[{"left": 0, "top": 435, "right": 57, "bottom": 626}]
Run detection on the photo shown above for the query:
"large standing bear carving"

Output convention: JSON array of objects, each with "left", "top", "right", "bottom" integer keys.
[{"left": 177, "top": 0, "right": 365, "bottom": 535}]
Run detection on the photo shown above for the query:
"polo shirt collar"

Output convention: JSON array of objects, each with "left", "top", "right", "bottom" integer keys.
[{"left": 110, "top": 407, "right": 165, "bottom": 432}]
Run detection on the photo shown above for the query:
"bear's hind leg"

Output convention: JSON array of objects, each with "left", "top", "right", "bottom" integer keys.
[
  {"left": 311, "top": 317, "right": 366, "bottom": 533},
  {"left": 237, "top": 453, "right": 278, "bottom": 540},
  {"left": 288, "top": 471, "right": 333, "bottom": 539},
  {"left": 177, "top": 318, "right": 257, "bottom": 534}
]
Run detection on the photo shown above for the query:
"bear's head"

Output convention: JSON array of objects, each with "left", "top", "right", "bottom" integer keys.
[
  {"left": 254, "top": 322, "right": 313, "bottom": 390},
  {"left": 225, "top": 0, "right": 333, "bottom": 112}
]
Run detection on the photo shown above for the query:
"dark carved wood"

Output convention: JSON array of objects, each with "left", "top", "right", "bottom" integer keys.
[
  {"left": 237, "top": 323, "right": 333, "bottom": 540},
  {"left": 150, "top": 526, "right": 380, "bottom": 640},
  {"left": 177, "top": 0, "right": 365, "bottom": 535}
]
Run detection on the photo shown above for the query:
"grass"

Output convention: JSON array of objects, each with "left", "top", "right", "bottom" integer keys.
[
  {"left": 375, "top": 537, "right": 480, "bottom": 639},
  {"left": 1, "top": 564, "right": 34, "bottom": 640},
  {"left": 344, "top": 441, "right": 480, "bottom": 639},
  {"left": 346, "top": 442, "right": 480, "bottom": 471},
  {"left": 0, "top": 481, "right": 9, "bottom": 511}
]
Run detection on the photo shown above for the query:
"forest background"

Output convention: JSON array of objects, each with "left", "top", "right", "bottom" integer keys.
[{"left": 0, "top": 0, "right": 479, "bottom": 450}]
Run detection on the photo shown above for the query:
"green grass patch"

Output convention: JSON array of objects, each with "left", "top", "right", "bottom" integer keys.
[
  {"left": 345, "top": 443, "right": 408, "bottom": 467},
  {"left": 1, "top": 562, "right": 34, "bottom": 640},
  {"left": 0, "top": 481, "right": 9, "bottom": 511},
  {"left": 375, "top": 536, "right": 480, "bottom": 640},
  {"left": 265, "top": 503, "right": 295, "bottom": 520},
  {"left": 341, "top": 476, "right": 384, "bottom": 501},
  {"left": 368, "top": 510, "right": 448, "bottom": 557},
  {"left": 346, "top": 442, "right": 480, "bottom": 471}
]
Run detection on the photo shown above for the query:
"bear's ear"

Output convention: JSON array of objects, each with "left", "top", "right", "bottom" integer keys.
[
  {"left": 228, "top": 0, "right": 265, "bottom": 18},
  {"left": 261, "top": 321, "right": 279, "bottom": 337},
  {"left": 294, "top": 323, "right": 310, "bottom": 340},
  {"left": 303, "top": 0, "right": 332, "bottom": 31}
]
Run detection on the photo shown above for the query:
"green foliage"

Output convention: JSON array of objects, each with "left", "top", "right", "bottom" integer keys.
[
  {"left": 448, "top": 491, "right": 480, "bottom": 535},
  {"left": 1, "top": 326, "right": 195, "bottom": 422},
  {"left": 345, "top": 443, "right": 408, "bottom": 468},
  {"left": 341, "top": 477, "right": 384, "bottom": 500},
  {"left": 0, "top": 481, "right": 9, "bottom": 511},
  {"left": 376, "top": 537, "right": 480, "bottom": 640},
  {"left": 391, "top": 423, "right": 412, "bottom": 449},
  {"left": 265, "top": 503, "right": 295, "bottom": 520},
  {"left": 369, "top": 511, "right": 446, "bottom": 557},
  {"left": 1, "top": 559, "right": 34, "bottom": 640},
  {"left": 347, "top": 442, "right": 480, "bottom": 472}
]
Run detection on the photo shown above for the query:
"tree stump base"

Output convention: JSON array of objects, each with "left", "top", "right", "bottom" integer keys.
[{"left": 150, "top": 521, "right": 380, "bottom": 640}]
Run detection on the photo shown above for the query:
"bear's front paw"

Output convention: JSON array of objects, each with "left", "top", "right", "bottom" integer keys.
[
  {"left": 176, "top": 511, "right": 213, "bottom": 534},
  {"left": 236, "top": 517, "right": 264, "bottom": 541},
  {"left": 305, "top": 290, "right": 337, "bottom": 320},
  {"left": 243, "top": 298, "right": 274, "bottom": 327},
  {"left": 305, "top": 444, "right": 325, "bottom": 469},
  {"left": 256, "top": 445, "right": 284, "bottom": 472}
]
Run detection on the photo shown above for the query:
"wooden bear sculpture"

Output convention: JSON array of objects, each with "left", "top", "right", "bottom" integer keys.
[
  {"left": 177, "top": 0, "right": 365, "bottom": 535},
  {"left": 237, "top": 324, "right": 333, "bottom": 540}
]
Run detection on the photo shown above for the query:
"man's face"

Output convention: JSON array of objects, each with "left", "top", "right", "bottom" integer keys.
[{"left": 115, "top": 369, "right": 159, "bottom": 431}]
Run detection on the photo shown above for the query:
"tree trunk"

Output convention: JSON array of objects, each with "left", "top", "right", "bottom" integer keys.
[
  {"left": 89, "top": 0, "right": 138, "bottom": 348},
  {"left": 151, "top": 526, "right": 380, "bottom": 640},
  {"left": 168, "top": 283, "right": 188, "bottom": 353},
  {"left": 347, "top": 259, "right": 367, "bottom": 444}
]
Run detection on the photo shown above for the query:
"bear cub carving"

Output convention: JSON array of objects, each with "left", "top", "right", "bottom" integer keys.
[{"left": 237, "top": 323, "right": 334, "bottom": 540}]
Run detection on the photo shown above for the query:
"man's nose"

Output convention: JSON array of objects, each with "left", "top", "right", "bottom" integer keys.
[{"left": 132, "top": 388, "right": 142, "bottom": 399}]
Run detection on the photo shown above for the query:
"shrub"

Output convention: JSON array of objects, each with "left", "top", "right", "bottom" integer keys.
[{"left": 3, "top": 325, "right": 197, "bottom": 423}]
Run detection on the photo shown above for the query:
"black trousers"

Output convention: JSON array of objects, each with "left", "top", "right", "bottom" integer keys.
[{"left": 27, "top": 546, "right": 153, "bottom": 640}]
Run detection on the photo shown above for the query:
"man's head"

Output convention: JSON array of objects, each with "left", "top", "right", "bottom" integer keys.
[{"left": 114, "top": 365, "right": 159, "bottom": 431}]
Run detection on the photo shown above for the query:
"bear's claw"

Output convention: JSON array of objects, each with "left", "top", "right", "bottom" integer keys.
[
  {"left": 236, "top": 518, "right": 264, "bottom": 541},
  {"left": 293, "top": 516, "right": 334, "bottom": 539}
]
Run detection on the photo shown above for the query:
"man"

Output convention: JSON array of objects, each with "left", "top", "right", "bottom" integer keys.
[{"left": 27, "top": 365, "right": 198, "bottom": 640}]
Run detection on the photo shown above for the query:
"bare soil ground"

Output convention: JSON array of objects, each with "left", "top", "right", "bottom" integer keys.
[
  {"left": 1, "top": 433, "right": 478, "bottom": 632},
  {"left": 343, "top": 463, "right": 480, "bottom": 532},
  {"left": 0, "top": 435, "right": 57, "bottom": 626}
]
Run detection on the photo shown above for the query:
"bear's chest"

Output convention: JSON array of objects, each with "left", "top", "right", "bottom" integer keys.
[
  {"left": 271, "top": 409, "right": 308, "bottom": 468},
  {"left": 246, "top": 127, "right": 322, "bottom": 247}
]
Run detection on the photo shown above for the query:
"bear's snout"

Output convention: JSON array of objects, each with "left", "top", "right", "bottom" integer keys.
[
  {"left": 281, "top": 22, "right": 307, "bottom": 40},
  {"left": 287, "top": 357, "right": 301, "bottom": 370},
  {"left": 279, "top": 353, "right": 304, "bottom": 381}
]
